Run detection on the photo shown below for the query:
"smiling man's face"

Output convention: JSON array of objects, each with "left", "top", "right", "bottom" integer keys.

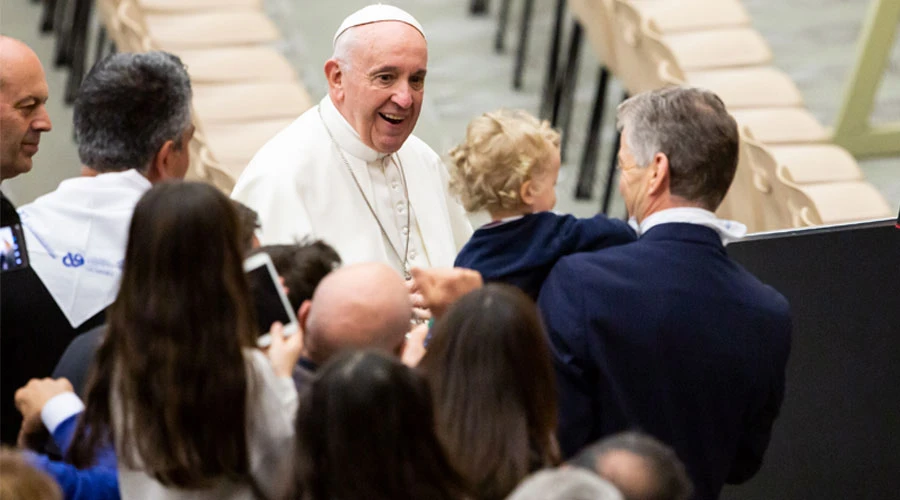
[
  {"left": 329, "top": 21, "right": 427, "bottom": 154},
  {"left": 0, "top": 37, "right": 52, "bottom": 181}
]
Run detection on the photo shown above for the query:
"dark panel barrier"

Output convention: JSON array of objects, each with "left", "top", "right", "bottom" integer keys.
[{"left": 722, "top": 219, "right": 900, "bottom": 500}]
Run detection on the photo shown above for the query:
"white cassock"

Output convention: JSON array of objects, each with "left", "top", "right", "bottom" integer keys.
[{"left": 232, "top": 96, "right": 473, "bottom": 276}]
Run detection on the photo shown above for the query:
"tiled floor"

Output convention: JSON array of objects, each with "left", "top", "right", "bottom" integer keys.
[{"left": 2, "top": 0, "right": 898, "bottom": 224}]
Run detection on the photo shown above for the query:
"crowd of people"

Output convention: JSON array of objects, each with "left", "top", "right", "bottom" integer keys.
[{"left": 0, "top": 4, "right": 791, "bottom": 500}]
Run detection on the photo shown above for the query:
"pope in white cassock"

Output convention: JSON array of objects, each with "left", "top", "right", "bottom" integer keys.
[{"left": 232, "top": 5, "right": 473, "bottom": 279}]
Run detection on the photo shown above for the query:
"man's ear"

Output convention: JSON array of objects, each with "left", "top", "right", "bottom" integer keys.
[
  {"left": 146, "top": 139, "right": 178, "bottom": 182},
  {"left": 298, "top": 300, "right": 312, "bottom": 333},
  {"left": 647, "top": 152, "right": 670, "bottom": 196},
  {"left": 324, "top": 59, "right": 344, "bottom": 99}
]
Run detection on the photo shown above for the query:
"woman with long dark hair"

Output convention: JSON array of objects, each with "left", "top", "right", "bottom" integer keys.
[
  {"left": 67, "top": 182, "right": 303, "bottom": 499},
  {"left": 291, "top": 349, "right": 470, "bottom": 500},
  {"left": 418, "top": 284, "right": 561, "bottom": 499}
]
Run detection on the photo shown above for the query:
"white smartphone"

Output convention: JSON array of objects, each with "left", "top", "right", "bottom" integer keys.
[{"left": 243, "top": 253, "right": 299, "bottom": 348}]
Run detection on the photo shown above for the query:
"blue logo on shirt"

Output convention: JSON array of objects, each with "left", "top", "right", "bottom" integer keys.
[{"left": 62, "top": 252, "right": 85, "bottom": 268}]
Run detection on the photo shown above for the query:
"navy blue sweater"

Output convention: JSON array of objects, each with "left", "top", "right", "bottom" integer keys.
[{"left": 454, "top": 212, "right": 636, "bottom": 300}]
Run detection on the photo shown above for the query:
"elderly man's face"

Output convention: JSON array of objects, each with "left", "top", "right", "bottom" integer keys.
[
  {"left": 0, "top": 41, "right": 52, "bottom": 181},
  {"left": 333, "top": 22, "right": 427, "bottom": 154}
]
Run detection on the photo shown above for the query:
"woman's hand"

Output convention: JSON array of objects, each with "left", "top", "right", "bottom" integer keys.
[{"left": 266, "top": 322, "right": 304, "bottom": 378}]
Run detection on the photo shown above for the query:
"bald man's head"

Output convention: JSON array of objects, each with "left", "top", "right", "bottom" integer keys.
[
  {"left": 302, "top": 262, "right": 411, "bottom": 365},
  {"left": 0, "top": 36, "right": 52, "bottom": 181}
]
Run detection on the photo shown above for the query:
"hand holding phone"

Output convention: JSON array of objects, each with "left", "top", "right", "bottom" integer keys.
[
  {"left": 265, "top": 322, "right": 304, "bottom": 378},
  {"left": 244, "top": 253, "right": 300, "bottom": 348}
]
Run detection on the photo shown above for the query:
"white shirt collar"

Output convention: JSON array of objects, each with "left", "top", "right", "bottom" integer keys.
[
  {"left": 319, "top": 96, "right": 387, "bottom": 163},
  {"left": 634, "top": 207, "right": 747, "bottom": 245}
]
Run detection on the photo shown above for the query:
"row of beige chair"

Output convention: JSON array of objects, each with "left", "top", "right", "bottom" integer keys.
[
  {"left": 96, "top": 0, "right": 313, "bottom": 192},
  {"left": 570, "top": 0, "right": 892, "bottom": 231}
]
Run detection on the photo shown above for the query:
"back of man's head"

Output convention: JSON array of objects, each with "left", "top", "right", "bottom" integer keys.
[
  {"left": 73, "top": 51, "right": 192, "bottom": 174},
  {"left": 616, "top": 87, "right": 739, "bottom": 211},
  {"left": 570, "top": 432, "right": 693, "bottom": 500},
  {"left": 303, "top": 262, "right": 410, "bottom": 365},
  {"left": 507, "top": 468, "right": 623, "bottom": 500},
  {"left": 255, "top": 240, "right": 342, "bottom": 311}
]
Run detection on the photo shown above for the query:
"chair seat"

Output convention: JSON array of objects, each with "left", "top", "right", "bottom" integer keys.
[
  {"left": 769, "top": 145, "right": 863, "bottom": 184},
  {"left": 137, "top": 0, "right": 262, "bottom": 12},
  {"left": 177, "top": 47, "right": 297, "bottom": 84},
  {"left": 685, "top": 67, "right": 804, "bottom": 109},
  {"left": 665, "top": 28, "right": 772, "bottom": 70},
  {"left": 794, "top": 182, "right": 892, "bottom": 225},
  {"left": 202, "top": 119, "right": 294, "bottom": 164},
  {"left": 145, "top": 11, "right": 280, "bottom": 49},
  {"left": 192, "top": 82, "right": 313, "bottom": 123},
  {"left": 636, "top": 0, "right": 750, "bottom": 33},
  {"left": 732, "top": 108, "right": 829, "bottom": 144}
]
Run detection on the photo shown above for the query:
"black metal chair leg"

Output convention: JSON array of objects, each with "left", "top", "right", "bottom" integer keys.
[
  {"left": 512, "top": 0, "right": 535, "bottom": 90},
  {"left": 40, "top": 0, "right": 58, "bottom": 32},
  {"left": 64, "top": 0, "right": 93, "bottom": 104},
  {"left": 600, "top": 91, "right": 630, "bottom": 214},
  {"left": 495, "top": 0, "right": 512, "bottom": 53},
  {"left": 556, "top": 21, "right": 583, "bottom": 162},
  {"left": 539, "top": 0, "right": 566, "bottom": 120},
  {"left": 575, "top": 66, "right": 610, "bottom": 200},
  {"left": 54, "top": 0, "right": 74, "bottom": 67},
  {"left": 470, "top": 0, "right": 488, "bottom": 15},
  {"left": 94, "top": 25, "right": 107, "bottom": 67}
]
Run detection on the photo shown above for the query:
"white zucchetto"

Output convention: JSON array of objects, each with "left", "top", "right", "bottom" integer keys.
[{"left": 333, "top": 4, "right": 426, "bottom": 46}]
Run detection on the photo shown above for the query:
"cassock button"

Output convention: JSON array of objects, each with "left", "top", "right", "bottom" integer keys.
[
  {"left": 409, "top": 250, "right": 417, "bottom": 259},
  {"left": 397, "top": 202, "right": 406, "bottom": 214},
  {"left": 391, "top": 181, "right": 400, "bottom": 190},
  {"left": 401, "top": 226, "right": 409, "bottom": 236}
]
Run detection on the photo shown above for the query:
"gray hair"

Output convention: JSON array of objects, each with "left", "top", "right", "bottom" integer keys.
[
  {"left": 73, "top": 51, "right": 192, "bottom": 173},
  {"left": 615, "top": 87, "right": 739, "bottom": 210},
  {"left": 507, "top": 468, "right": 623, "bottom": 500},
  {"left": 331, "top": 27, "right": 359, "bottom": 71},
  {"left": 570, "top": 431, "right": 694, "bottom": 500}
]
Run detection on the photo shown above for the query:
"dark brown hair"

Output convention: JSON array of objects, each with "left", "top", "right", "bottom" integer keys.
[
  {"left": 252, "top": 240, "right": 341, "bottom": 311},
  {"left": 232, "top": 200, "right": 261, "bottom": 253},
  {"left": 67, "top": 182, "right": 257, "bottom": 488},
  {"left": 418, "top": 284, "right": 561, "bottom": 500},
  {"left": 290, "top": 350, "right": 470, "bottom": 500}
]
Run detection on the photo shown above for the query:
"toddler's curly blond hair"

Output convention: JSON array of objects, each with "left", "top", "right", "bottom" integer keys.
[{"left": 448, "top": 109, "right": 561, "bottom": 213}]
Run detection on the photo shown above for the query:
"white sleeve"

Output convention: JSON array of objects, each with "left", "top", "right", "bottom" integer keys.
[
  {"left": 40, "top": 392, "right": 85, "bottom": 433},
  {"left": 232, "top": 157, "right": 314, "bottom": 246},
  {"left": 245, "top": 350, "right": 298, "bottom": 500}
]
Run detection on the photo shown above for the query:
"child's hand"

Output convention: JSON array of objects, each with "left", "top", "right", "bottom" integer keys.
[{"left": 409, "top": 267, "right": 483, "bottom": 319}]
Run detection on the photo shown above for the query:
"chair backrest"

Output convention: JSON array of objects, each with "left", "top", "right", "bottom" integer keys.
[
  {"left": 570, "top": 0, "right": 619, "bottom": 71},
  {"left": 783, "top": 181, "right": 893, "bottom": 227},
  {"left": 610, "top": 0, "right": 666, "bottom": 94},
  {"left": 716, "top": 135, "right": 765, "bottom": 232}
]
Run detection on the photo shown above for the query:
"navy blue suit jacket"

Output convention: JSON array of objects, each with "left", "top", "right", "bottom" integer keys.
[
  {"left": 538, "top": 223, "right": 791, "bottom": 500},
  {"left": 455, "top": 212, "right": 635, "bottom": 300}
]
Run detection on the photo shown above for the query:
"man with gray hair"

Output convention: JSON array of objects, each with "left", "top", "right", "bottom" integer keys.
[
  {"left": 506, "top": 468, "right": 623, "bottom": 500},
  {"left": 1, "top": 51, "right": 193, "bottom": 444},
  {"left": 233, "top": 4, "right": 471, "bottom": 283},
  {"left": 538, "top": 87, "right": 791, "bottom": 499},
  {"left": 570, "top": 431, "right": 694, "bottom": 500}
]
